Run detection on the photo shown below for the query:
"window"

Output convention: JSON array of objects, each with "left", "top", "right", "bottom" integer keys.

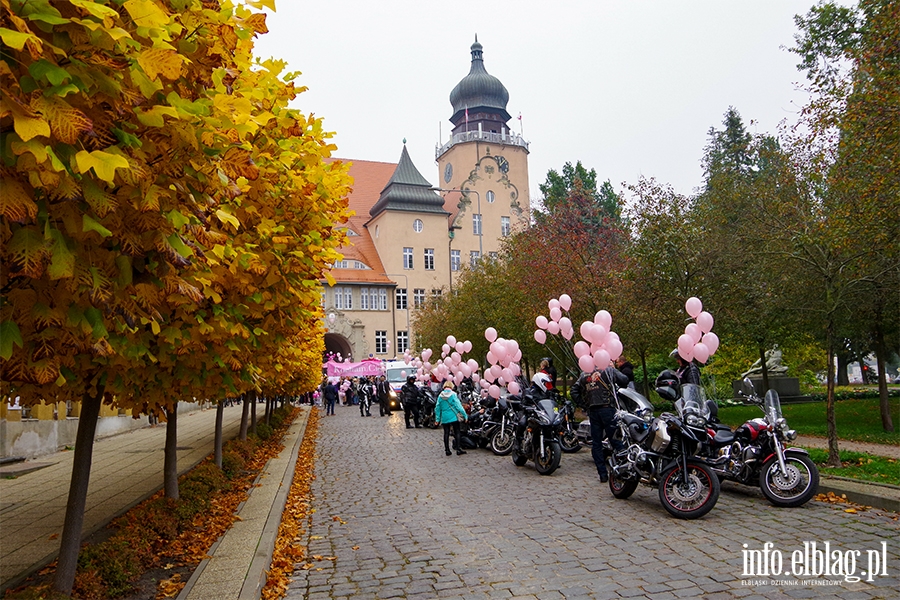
[
  {"left": 379, "top": 289, "right": 387, "bottom": 310},
  {"left": 370, "top": 288, "right": 379, "bottom": 310},
  {"left": 360, "top": 287, "right": 370, "bottom": 310},
  {"left": 473, "top": 214, "right": 482, "bottom": 236},
  {"left": 431, "top": 289, "right": 442, "bottom": 298},
  {"left": 470, "top": 251, "right": 481, "bottom": 267},
  {"left": 487, "top": 190, "right": 495, "bottom": 203},
  {"left": 403, "top": 247, "right": 413, "bottom": 269},
  {"left": 501, "top": 216, "right": 510, "bottom": 236},
  {"left": 397, "top": 331, "right": 409, "bottom": 354},
  {"left": 334, "top": 286, "right": 347, "bottom": 309},
  {"left": 451, "top": 250, "right": 461, "bottom": 272},
  {"left": 343, "top": 287, "right": 352, "bottom": 310},
  {"left": 332, "top": 259, "right": 370, "bottom": 269},
  {"left": 413, "top": 288, "right": 425, "bottom": 308},
  {"left": 489, "top": 252, "right": 498, "bottom": 262},
  {"left": 396, "top": 288, "right": 407, "bottom": 310},
  {"left": 413, "top": 219, "right": 423, "bottom": 232},
  {"left": 375, "top": 330, "right": 387, "bottom": 354},
  {"left": 424, "top": 248, "right": 434, "bottom": 270}
]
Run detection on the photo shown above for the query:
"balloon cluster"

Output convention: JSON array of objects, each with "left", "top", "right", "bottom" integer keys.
[
  {"left": 414, "top": 336, "right": 481, "bottom": 388},
  {"left": 533, "top": 294, "right": 623, "bottom": 373},
  {"left": 677, "top": 297, "right": 719, "bottom": 364},
  {"left": 482, "top": 327, "right": 523, "bottom": 399}
]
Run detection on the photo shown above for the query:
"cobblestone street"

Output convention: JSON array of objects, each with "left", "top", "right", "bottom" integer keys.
[{"left": 286, "top": 406, "right": 898, "bottom": 599}]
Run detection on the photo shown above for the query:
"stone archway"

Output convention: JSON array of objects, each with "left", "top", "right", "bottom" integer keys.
[{"left": 324, "top": 333, "right": 352, "bottom": 361}]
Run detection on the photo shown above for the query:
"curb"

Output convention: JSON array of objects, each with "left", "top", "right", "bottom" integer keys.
[{"left": 818, "top": 477, "right": 900, "bottom": 513}]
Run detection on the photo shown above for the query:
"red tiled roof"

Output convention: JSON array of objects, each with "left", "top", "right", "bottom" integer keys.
[{"left": 327, "top": 159, "right": 397, "bottom": 285}]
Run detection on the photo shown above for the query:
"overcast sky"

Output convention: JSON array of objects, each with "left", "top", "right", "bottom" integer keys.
[{"left": 253, "top": 0, "right": 819, "bottom": 206}]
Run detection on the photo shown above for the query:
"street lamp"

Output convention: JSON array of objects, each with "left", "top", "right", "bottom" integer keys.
[{"left": 430, "top": 187, "right": 482, "bottom": 262}]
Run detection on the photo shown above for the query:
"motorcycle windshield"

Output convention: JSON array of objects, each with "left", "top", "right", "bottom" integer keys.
[
  {"left": 617, "top": 388, "right": 653, "bottom": 413},
  {"left": 764, "top": 389, "right": 783, "bottom": 422},
  {"left": 679, "top": 384, "right": 710, "bottom": 420}
]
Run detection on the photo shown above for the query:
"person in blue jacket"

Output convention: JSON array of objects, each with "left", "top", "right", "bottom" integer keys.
[{"left": 435, "top": 381, "right": 468, "bottom": 456}]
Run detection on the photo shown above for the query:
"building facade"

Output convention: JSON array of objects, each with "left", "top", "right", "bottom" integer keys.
[{"left": 322, "top": 40, "right": 530, "bottom": 361}]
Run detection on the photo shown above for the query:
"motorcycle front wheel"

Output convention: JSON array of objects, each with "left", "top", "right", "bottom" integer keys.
[
  {"left": 559, "top": 429, "right": 581, "bottom": 453},
  {"left": 534, "top": 440, "right": 561, "bottom": 475},
  {"left": 491, "top": 429, "right": 515, "bottom": 456},
  {"left": 759, "top": 454, "right": 819, "bottom": 507},
  {"left": 658, "top": 460, "right": 720, "bottom": 519},
  {"left": 511, "top": 441, "right": 528, "bottom": 466},
  {"left": 608, "top": 464, "right": 638, "bottom": 499}
]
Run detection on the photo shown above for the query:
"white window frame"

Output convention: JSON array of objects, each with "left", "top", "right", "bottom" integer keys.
[
  {"left": 379, "top": 289, "right": 387, "bottom": 310},
  {"left": 501, "top": 216, "right": 510, "bottom": 237},
  {"left": 396, "top": 288, "right": 407, "bottom": 310},
  {"left": 360, "top": 287, "right": 370, "bottom": 310},
  {"left": 403, "top": 247, "right": 413, "bottom": 270},
  {"left": 375, "top": 330, "right": 387, "bottom": 354},
  {"left": 397, "top": 330, "right": 409, "bottom": 354},
  {"left": 424, "top": 248, "right": 434, "bottom": 270},
  {"left": 473, "top": 214, "right": 482, "bottom": 236},
  {"left": 413, "top": 288, "right": 425, "bottom": 308},
  {"left": 470, "top": 251, "right": 480, "bottom": 267},
  {"left": 451, "top": 250, "right": 460, "bottom": 272}
]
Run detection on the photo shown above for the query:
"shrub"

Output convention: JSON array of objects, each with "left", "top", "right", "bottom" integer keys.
[
  {"left": 122, "top": 497, "right": 179, "bottom": 542},
  {"left": 76, "top": 538, "right": 142, "bottom": 598},
  {"left": 224, "top": 438, "right": 256, "bottom": 462},
  {"left": 185, "top": 462, "right": 227, "bottom": 493},
  {"left": 221, "top": 450, "right": 245, "bottom": 480},
  {"left": 255, "top": 422, "right": 273, "bottom": 440}
]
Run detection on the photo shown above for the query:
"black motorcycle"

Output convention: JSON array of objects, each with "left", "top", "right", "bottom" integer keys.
[
  {"left": 606, "top": 382, "right": 721, "bottom": 519},
  {"left": 557, "top": 396, "right": 581, "bottom": 453},
  {"left": 418, "top": 387, "right": 438, "bottom": 429},
  {"left": 699, "top": 378, "right": 819, "bottom": 507},
  {"left": 511, "top": 392, "right": 563, "bottom": 475}
]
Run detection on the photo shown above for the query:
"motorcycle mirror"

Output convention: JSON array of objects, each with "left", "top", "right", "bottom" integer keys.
[{"left": 741, "top": 377, "right": 756, "bottom": 395}]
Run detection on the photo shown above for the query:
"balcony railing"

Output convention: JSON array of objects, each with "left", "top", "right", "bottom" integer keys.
[{"left": 436, "top": 130, "right": 529, "bottom": 159}]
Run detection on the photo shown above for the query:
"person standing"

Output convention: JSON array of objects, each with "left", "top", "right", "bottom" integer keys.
[
  {"left": 571, "top": 365, "right": 629, "bottom": 483},
  {"left": 615, "top": 356, "right": 636, "bottom": 390},
  {"left": 672, "top": 351, "right": 702, "bottom": 386},
  {"left": 435, "top": 381, "right": 468, "bottom": 456},
  {"left": 323, "top": 378, "right": 338, "bottom": 416},
  {"left": 376, "top": 375, "right": 392, "bottom": 416},
  {"left": 401, "top": 376, "right": 421, "bottom": 428}
]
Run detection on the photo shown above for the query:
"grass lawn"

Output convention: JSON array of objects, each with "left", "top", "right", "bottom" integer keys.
[
  {"left": 803, "top": 448, "right": 899, "bottom": 487},
  {"left": 716, "top": 398, "right": 900, "bottom": 446}
]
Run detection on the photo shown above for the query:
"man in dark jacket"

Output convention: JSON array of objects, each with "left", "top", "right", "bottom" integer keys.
[
  {"left": 615, "top": 356, "right": 636, "bottom": 390},
  {"left": 571, "top": 365, "right": 629, "bottom": 483},
  {"left": 322, "top": 379, "right": 338, "bottom": 416},
  {"left": 401, "top": 376, "right": 421, "bottom": 428},
  {"left": 376, "top": 375, "right": 392, "bottom": 416}
]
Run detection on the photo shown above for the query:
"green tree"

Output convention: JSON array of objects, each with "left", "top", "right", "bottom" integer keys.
[{"left": 537, "top": 161, "right": 621, "bottom": 223}]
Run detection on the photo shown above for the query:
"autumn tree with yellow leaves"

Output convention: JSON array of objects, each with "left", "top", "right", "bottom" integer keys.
[{"left": 0, "top": 0, "right": 350, "bottom": 593}]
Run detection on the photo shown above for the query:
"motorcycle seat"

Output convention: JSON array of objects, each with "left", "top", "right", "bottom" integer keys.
[{"left": 713, "top": 429, "right": 736, "bottom": 445}]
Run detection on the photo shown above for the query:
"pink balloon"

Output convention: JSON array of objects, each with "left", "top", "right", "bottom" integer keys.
[
  {"left": 472, "top": 373, "right": 480, "bottom": 383},
  {"left": 400, "top": 370, "right": 407, "bottom": 378},
  {"left": 455, "top": 341, "right": 464, "bottom": 354},
  {"left": 685, "top": 297, "right": 703, "bottom": 318},
  {"left": 547, "top": 321, "right": 560, "bottom": 335},
  {"left": 594, "top": 310, "right": 612, "bottom": 328},
  {"left": 606, "top": 338, "right": 623, "bottom": 361},
  {"left": 442, "top": 343, "right": 450, "bottom": 354},
  {"left": 451, "top": 352, "right": 461, "bottom": 364},
  {"left": 548, "top": 298, "right": 560, "bottom": 311},
  {"left": 574, "top": 341, "right": 591, "bottom": 358},
  {"left": 510, "top": 363, "right": 521, "bottom": 376},
  {"left": 480, "top": 379, "right": 490, "bottom": 389},
  {"left": 422, "top": 348, "right": 432, "bottom": 361},
  {"left": 580, "top": 321, "right": 593, "bottom": 341},
  {"left": 460, "top": 364, "right": 472, "bottom": 377},
  {"left": 559, "top": 316, "right": 572, "bottom": 331},
  {"left": 591, "top": 324, "right": 608, "bottom": 345},
  {"left": 559, "top": 293, "right": 572, "bottom": 311},
  {"left": 550, "top": 307, "right": 562, "bottom": 322},
  {"left": 507, "top": 339, "right": 520, "bottom": 355},
  {"left": 463, "top": 340, "right": 472, "bottom": 353},
  {"left": 693, "top": 342, "right": 710, "bottom": 364},
  {"left": 507, "top": 381, "right": 521, "bottom": 395},
  {"left": 485, "top": 327, "right": 498, "bottom": 342},
  {"left": 562, "top": 327, "right": 574, "bottom": 340},
  {"left": 489, "top": 385, "right": 501, "bottom": 399},
  {"left": 578, "top": 354, "right": 595, "bottom": 373},
  {"left": 593, "top": 349, "right": 611, "bottom": 370},
  {"left": 534, "top": 329, "right": 547, "bottom": 344},
  {"left": 512, "top": 349, "right": 522, "bottom": 363},
  {"left": 678, "top": 333, "right": 694, "bottom": 355},
  {"left": 467, "top": 358, "right": 478, "bottom": 370},
  {"left": 702, "top": 332, "right": 720, "bottom": 355},
  {"left": 446, "top": 335, "right": 457, "bottom": 347},
  {"left": 678, "top": 346, "right": 694, "bottom": 362},
  {"left": 696, "top": 311, "right": 714, "bottom": 334},
  {"left": 484, "top": 369, "right": 496, "bottom": 383},
  {"left": 492, "top": 342, "right": 507, "bottom": 362},
  {"left": 685, "top": 323, "right": 702, "bottom": 344},
  {"left": 491, "top": 364, "right": 503, "bottom": 379},
  {"left": 536, "top": 315, "right": 549, "bottom": 330},
  {"left": 501, "top": 367, "right": 514, "bottom": 382},
  {"left": 443, "top": 357, "right": 452, "bottom": 366}
]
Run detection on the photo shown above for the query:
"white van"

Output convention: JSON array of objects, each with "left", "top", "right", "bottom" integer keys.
[{"left": 383, "top": 360, "right": 417, "bottom": 410}]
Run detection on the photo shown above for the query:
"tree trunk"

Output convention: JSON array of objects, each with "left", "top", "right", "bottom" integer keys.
[
  {"left": 164, "top": 403, "right": 179, "bottom": 499},
  {"left": 265, "top": 396, "right": 271, "bottom": 425},
  {"left": 836, "top": 351, "right": 850, "bottom": 386},
  {"left": 214, "top": 401, "right": 224, "bottom": 469},
  {"left": 873, "top": 319, "right": 894, "bottom": 432},
  {"left": 52, "top": 387, "right": 104, "bottom": 595},
  {"left": 825, "top": 324, "right": 841, "bottom": 467},
  {"left": 239, "top": 392, "right": 249, "bottom": 441},
  {"left": 250, "top": 394, "right": 257, "bottom": 434},
  {"left": 758, "top": 343, "right": 770, "bottom": 394}
]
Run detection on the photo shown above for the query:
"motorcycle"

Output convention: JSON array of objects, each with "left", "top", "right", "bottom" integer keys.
[
  {"left": 418, "top": 387, "right": 439, "bottom": 429},
  {"left": 606, "top": 381, "right": 721, "bottom": 519},
  {"left": 557, "top": 396, "right": 581, "bottom": 453},
  {"left": 511, "top": 389, "right": 563, "bottom": 475},
  {"left": 700, "top": 377, "right": 819, "bottom": 507},
  {"left": 488, "top": 395, "right": 517, "bottom": 455}
]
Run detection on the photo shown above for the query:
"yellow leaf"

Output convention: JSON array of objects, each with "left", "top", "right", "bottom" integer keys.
[
  {"left": 0, "top": 178, "right": 39, "bottom": 222},
  {"left": 151, "top": 320, "right": 161, "bottom": 335},
  {"left": 135, "top": 105, "right": 178, "bottom": 127},
  {"left": 0, "top": 27, "right": 39, "bottom": 51},
  {"left": 74, "top": 150, "right": 129, "bottom": 184},
  {"left": 12, "top": 114, "right": 50, "bottom": 142},
  {"left": 215, "top": 209, "right": 241, "bottom": 231},
  {"left": 123, "top": 0, "right": 170, "bottom": 28},
  {"left": 844, "top": 508, "right": 857, "bottom": 514},
  {"left": 136, "top": 48, "right": 183, "bottom": 81},
  {"left": 69, "top": 0, "right": 119, "bottom": 19},
  {"left": 32, "top": 97, "right": 92, "bottom": 144}
]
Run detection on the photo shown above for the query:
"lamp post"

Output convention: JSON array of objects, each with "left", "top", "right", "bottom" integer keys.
[
  {"left": 430, "top": 187, "right": 482, "bottom": 262},
  {"left": 382, "top": 273, "right": 409, "bottom": 355}
]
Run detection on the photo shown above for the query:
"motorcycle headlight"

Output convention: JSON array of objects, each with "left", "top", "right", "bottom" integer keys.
[
  {"left": 776, "top": 417, "right": 787, "bottom": 430},
  {"left": 638, "top": 408, "right": 653, "bottom": 423},
  {"left": 686, "top": 414, "right": 707, "bottom": 428},
  {"left": 785, "top": 429, "right": 797, "bottom": 441}
]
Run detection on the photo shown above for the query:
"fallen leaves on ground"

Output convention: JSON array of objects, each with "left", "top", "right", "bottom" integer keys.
[
  {"left": 261, "top": 408, "right": 319, "bottom": 600},
  {"left": 814, "top": 491, "right": 871, "bottom": 512},
  {"left": 155, "top": 573, "right": 184, "bottom": 599}
]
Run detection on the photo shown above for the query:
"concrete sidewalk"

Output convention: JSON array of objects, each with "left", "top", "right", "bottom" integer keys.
[{"left": 0, "top": 404, "right": 244, "bottom": 592}]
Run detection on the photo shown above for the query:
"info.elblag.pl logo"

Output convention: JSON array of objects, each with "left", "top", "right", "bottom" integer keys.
[{"left": 742, "top": 541, "right": 890, "bottom": 584}]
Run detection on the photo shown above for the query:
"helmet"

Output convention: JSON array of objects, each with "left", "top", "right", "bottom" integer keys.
[
  {"left": 407, "top": 376, "right": 415, "bottom": 384},
  {"left": 654, "top": 369, "right": 680, "bottom": 402}
]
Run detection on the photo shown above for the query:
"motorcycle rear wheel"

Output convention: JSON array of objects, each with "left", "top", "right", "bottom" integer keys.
[
  {"left": 759, "top": 454, "right": 819, "bottom": 507},
  {"left": 608, "top": 467, "right": 638, "bottom": 499},
  {"left": 491, "top": 429, "right": 515, "bottom": 456},
  {"left": 658, "top": 461, "right": 720, "bottom": 519},
  {"left": 534, "top": 440, "right": 561, "bottom": 475},
  {"left": 559, "top": 430, "right": 581, "bottom": 453}
]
